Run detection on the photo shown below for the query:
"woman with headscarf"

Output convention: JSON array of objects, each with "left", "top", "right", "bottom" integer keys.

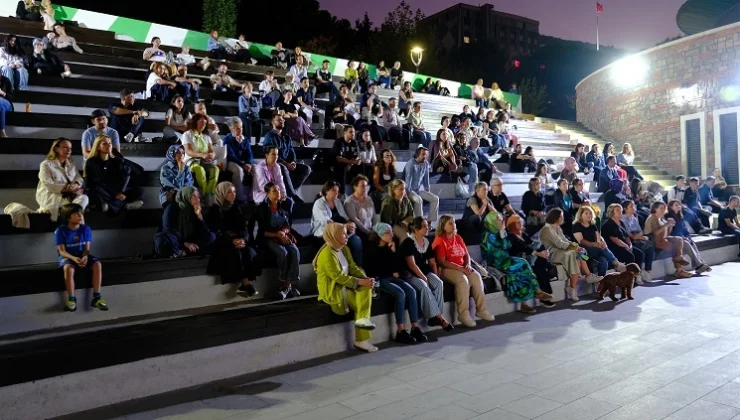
[
  {"left": 604, "top": 178, "right": 627, "bottom": 209},
  {"left": 364, "top": 223, "right": 428, "bottom": 344},
  {"left": 160, "top": 144, "right": 194, "bottom": 207},
  {"left": 0, "top": 34, "right": 29, "bottom": 91},
  {"left": 559, "top": 157, "right": 579, "bottom": 185},
  {"left": 205, "top": 182, "right": 259, "bottom": 299},
  {"left": 314, "top": 222, "right": 378, "bottom": 353},
  {"left": 154, "top": 186, "right": 216, "bottom": 258},
  {"left": 506, "top": 215, "right": 556, "bottom": 308},
  {"left": 481, "top": 210, "right": 554, "bottom": 313}
]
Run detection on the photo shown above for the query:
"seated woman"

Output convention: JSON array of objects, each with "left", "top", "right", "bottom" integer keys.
[
  {"left": 37, "top": 138, "right": 89, "bottom": 221},
  {"left": 462, "top": 181, "right": 494, "bottom": 231},
  {"left": 182, "top": 114, "right": 219, "bottom": 205},
  {"left": 433, "top": 214, "right": 496, "bottom": 327},
  {"left": 276, "top": 90, "right": 315, "bottom": 147},
  {"left": 521, "top": 177, "right": 546, "bottom": 235},
  {"left": 154, "top": 186, "right": 215, "bottom": 258},
  {"left": 159, "top": 145, "right": 194, "bottom": 207},
  {"left": 488, "top": 82, "right": 509, "bottom": 110},
  {"left": 509, "top": 144, "right": 536, "bottom": 173},
  {"left": 604, "top": 178, "right": 628, "bottom": 210},
  {"left": 568, "top": 178, "right": 592, "bottom": 220},
  {"left": 380, "top": 179, "right": 415, "bottom": 241},
  {"left": 573, "top": 205, "right": 623, "bottom": 278},
  {"left": 311, "top": 181, "right": 363, "bottom": 265},
  {"left": 559, "top": 157, "right": 579, "bottom": 186},
  {"left": 17, "top": 0, "right": 55, "bottom": 28},
  {"left": 452, "top": 133, "right": 479, "bottom": 193},
  {"left": 665, "top": 200, "right": 712, "bottom": 274},
  {"left": 47, "top": 24, "right": 83, "bottom": 54},
  {"left": 252, "top": 145, "right": 294, "bottom": 214},
  {"left": 586, "top": 144, "right": 605, "bottom": 179},
  {"left": 1, "top": 34, "right": 29, "bottom": 91},
  {"left": 0, "top": 73, "right": 11, "bottom": 138},
  {"left": 506, "top": 215, "right": 556, "bottom": 308},
  {"left": 357, "top": 129, "right": 377, "bottom": 177},
  {"left": 553, "top": 179, "right": 573, "bottom": 235},
  {"left": 571, "top": 143, "right": 592, "bottom": 174},
  {"left": 644, "top": 202, "right": 694, "bottom": 279},
  {"left": 251, "top": 182, "right": 301, "bottom": 298},
  {"left": 206, "top": 182, "right": 260, "bottom": 299},
  {"left": 482, "top": 210, "right": 554, "bottom": 314},
  {"left": 27, "top": 38, "right": 71, "bottom": 77},
  {"left": 401, "top": 217, "right": 452, "bottom": 331},
  {"left": 616, "top": 143, "right": 643, "bottom": 181},
  {"left": 539, "top": 208, "right": 601, "bottom": 302},
  {"left": 433, "top": 80, "right": 450, "bottom": 96},
  {"left": 163, "top": 95, "right": 191, "bottom": 143},
  {"left": 376, "top": 61, "right": 391, "bottom": 88},
  {"left": 601, "top": 203, "right": 646, "bottom": 281},
  {"left": 621, "top": 200, "right": 656, "bottom": 283},
  {"left": 357, "top": 62, "right": 370, "bottom": 93},
  {"left": 398, "top": 81, "right": 413, "bottom": 118},
  {"left": 313, "top": 222, "right": 378, "bottom": 353},
  {"left": 420, "top": 77, "right": 433, "bottom": 93},
  {"left": 344, "top": 175, "right": 375, "bottom": 240},
  {"left": 429, "top": 129, "right": 458, "bottom": 174},
  {"left": 365, "top": 223, "right": 428, "bottom": 344},
  {"left": 370, "top": 149, "right": 397, "bottom": 212},
  {"left": 84, "top": 135, "right": 144, "bottom": 213}
]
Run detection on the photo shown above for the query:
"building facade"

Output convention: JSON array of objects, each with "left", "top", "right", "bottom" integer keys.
[{"left": 418, "top": 3, "right": 539, "bottom": 54}]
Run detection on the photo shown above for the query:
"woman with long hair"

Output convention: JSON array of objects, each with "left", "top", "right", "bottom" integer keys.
[
  {"left": 621, "top": 200, "right": 656, "bottom": 283},
  {"left": 522, "top": 177, "right": 546, "bottom": 234},
  {"left": 573, "top": 205, "right": 624, "bottom": 277},
  {"left": 36, "top": 138, "right": 89, "bottom": 221},
  {"left": 357, "top": 128, "right": 377, "bottom": 178},
  {"left": 182, "top": 113, "right": 219, "bottom": 204},
  {"left": 665, "top": 200, "right": 712, "bottom": 274},
  {"left": 644, "top": 202, "right": 694, "bottom": 278},
  {"left": 481, "top": 209, "right": 554, "bottom": 314},
  {"left": 380, "top": 179, "right": 415, "bottom": 241},
  {"left": 0, "top": 34, "right": 29, "bottom": 90},
  {"left": 506, "top": 215, "right": 556, "bottom": 308},
  {"left": 84, "top": 135, "right": 144, "bottom": 213},
  {"left": 571, "top": 143, "right": 592, "bottom": 174},
  {"left": 163, "top": 95, "right": 191, "bottom": 143},
  {"left": 433, "top": 214, "right": 495, "bottom": 327},
  {"left": 370, "top": 149, "right": 397, "bottom": 212},
  {"left": 601, "top": 203, "right": 645, "bottom": 279},
  {"left": 429, "top": 128, "right": 458, "bottom": 174},
  {"left": 617, "top": 143, "right": 644, "bottom": 181}
]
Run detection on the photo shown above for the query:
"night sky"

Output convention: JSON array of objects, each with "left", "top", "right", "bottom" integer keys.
[{"left": 321, "top": 0, "right": 688, "bottom": 50}]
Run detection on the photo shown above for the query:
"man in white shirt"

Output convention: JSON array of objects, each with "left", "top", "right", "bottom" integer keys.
[
  {"left": 382, "top": 97, "right": 406, "bottom": 146},
  {"left": 287, "top": 55, "right": 308, "bottom": 92}
]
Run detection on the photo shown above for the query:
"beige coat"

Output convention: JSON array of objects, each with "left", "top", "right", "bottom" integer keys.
[
  {"left": 36, "top": 159, "right": 88, "bottom": 221},
  {"left": 539, "top": 223, "right": 580, "bottom": 276}
]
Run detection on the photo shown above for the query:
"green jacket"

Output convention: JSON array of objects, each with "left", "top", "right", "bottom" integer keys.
[
  {"left": 380, "top": 196, "right": 414, "bottom": 226},
  {"left": 314, "top": 245, "right": 367, "bottom": 309}
]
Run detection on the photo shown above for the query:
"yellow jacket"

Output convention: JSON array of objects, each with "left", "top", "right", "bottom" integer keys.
[{"left": 314, "top": 245, "right": 366, "bottom": 309}]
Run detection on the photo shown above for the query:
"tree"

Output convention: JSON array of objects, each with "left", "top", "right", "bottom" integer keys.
[
  {"left": 519, "top": 78, "right": 548, "bottom": 115},
  {"left": 203, "top": 0, "right": 239, "bottom": 38}
]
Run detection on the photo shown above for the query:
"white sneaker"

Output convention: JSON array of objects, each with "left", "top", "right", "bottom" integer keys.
[
  {"left": 354, "top": 318, "right": 376, "bottom": 330},
  {"left": 458, "top": 313, "right": 477, "bottom": 328},
  {"left": 477, "top": 310, "right": 495, "bottom": 322},
  {"left": 354, "top": 340, "right": 378, "bottom": 353},
  {"left": 125, "top": 200, "right": 144, "bottom": 210},
  {"left": 101, "top": 203, "right": 109, "bottom": 212},
  {"left": 635, "top": 273, "right": 645, "bottom": 285},
  {"left": 585, "top": 274, "right": 603, "bottom": 284},
  {"left": 641, "top": 271, "right": 653, "bottom": 282},
  {"left": 566, "top": 286, "right": 579, "bottom": 302},
  {"left": 123, "top": 133, "right": 135, "bottom": 143},
  {"left": 250, "top": 58, "right": 258, "bottom": 65},
  {"left": 134, "top": 135, "right": 152, "bottom": 143},
  {"left": 615, "top": 263, "right": 627, "bottom": 272}
]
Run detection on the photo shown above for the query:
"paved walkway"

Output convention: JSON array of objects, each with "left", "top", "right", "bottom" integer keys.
[{"left": 66, "top": 261, "right": 740, "bottom": 420}]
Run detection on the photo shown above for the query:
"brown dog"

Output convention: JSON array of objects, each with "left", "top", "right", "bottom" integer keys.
[{"left": 597, "top": 263, "right": 642, "bottom": 301}]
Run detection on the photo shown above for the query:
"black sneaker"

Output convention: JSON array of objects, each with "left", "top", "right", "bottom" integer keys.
[
  {"left": 410, "top": 327, "right": 428, "bottom": 343},
  {"left": 540, "top": 300, "right": 556, "bottom": 309},
  {"left": 395, "top": 329, "right": 417, "bottom": 345},
  {"left": 289, "top": 285, "right": 301, "bottom": 298},
  {"left": 427, "top": 317, "right": 442, "bottom": 327},
  {"left": 292, "top": 195, "right": 305, "bottom": 204},
  {"left": 237, "top": 284, "right": 259, "bottom": 299}
]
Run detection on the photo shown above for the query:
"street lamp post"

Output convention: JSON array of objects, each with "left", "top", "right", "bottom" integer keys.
[{"left": 410, "top": 47, "right": 423, "bottom": 73}]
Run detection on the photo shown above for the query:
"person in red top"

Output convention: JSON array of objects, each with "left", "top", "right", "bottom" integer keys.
[{"left": 432, "top": 214, "right": 495, "bottom": 328}]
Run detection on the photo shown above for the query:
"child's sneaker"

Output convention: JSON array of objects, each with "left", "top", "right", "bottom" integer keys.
[
  {"left": 64, "top": 299, "right": 77, "bottom": 312},
  {"left": 91, "top": 297, "right": 109, "bottom": 311}
]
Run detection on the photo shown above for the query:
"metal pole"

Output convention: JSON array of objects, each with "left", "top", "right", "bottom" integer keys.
[{"left": 596, "top": 14, "right": 600, "bottom": 51}]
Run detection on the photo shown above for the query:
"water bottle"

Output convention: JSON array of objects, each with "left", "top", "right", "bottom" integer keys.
[{"left": 25, "top": 103, "right": 31, "bottom": 113}]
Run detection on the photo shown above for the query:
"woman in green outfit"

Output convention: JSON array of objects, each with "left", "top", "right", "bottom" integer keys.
[
  {"left": 182, "top": 113, "right": 219, "bottom": 204},
  {"left": 481, "top": 210, "right": 554, "bottom": 313}
]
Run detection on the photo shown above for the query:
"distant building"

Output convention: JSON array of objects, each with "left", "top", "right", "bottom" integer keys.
[{"left": 418, "top": 3, "right": 539, "bottom": 54}]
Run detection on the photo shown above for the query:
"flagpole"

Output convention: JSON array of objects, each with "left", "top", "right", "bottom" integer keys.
[{"left": 596, "top": 13, "right": 600, "bottom": 51}]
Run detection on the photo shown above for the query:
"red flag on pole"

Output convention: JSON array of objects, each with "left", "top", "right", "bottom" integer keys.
[{"left": 596, "top": 2, "right": 603, "bottom": 14}]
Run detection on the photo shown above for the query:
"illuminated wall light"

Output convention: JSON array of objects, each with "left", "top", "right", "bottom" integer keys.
[
  {"left": 673, "top": 83, "right": 699, "bottom": 105},
  {"left": 610, "top": 55, "right": 650, "bottom": 88}
]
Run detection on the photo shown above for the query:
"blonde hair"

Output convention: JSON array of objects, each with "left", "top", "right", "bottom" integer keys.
[
  {"left": 46, "top": 138, "right": 72, "bottom": 161},
  {"left": 605, "top": 203, "right": 623, "bottom": 220},
  {"left": 622, "top": 143, "right": 633, "bottom": 155},
  {"left": 574, "top": 205, "right": 595, "bottom": 226},
  {"left": 87, "top": 135, "right": 112, "bottom": 161},
  {"left": 387, "top": 178, "right": 406, "bottom": 197},
  {"left": 491, "top": 82, "right": 500, "bottom": 90},
  {"left": 435, "top": 214, "right": 456, "bottom": 237}
]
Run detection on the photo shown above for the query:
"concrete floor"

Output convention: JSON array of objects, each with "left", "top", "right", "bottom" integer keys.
[{"left": 58, "top": 260, "right": 740, "bottom": 420}]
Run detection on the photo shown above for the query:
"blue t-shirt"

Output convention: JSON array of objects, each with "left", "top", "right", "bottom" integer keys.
[
  {"left": 81, "top": 126, "right": 121, "bottom": 157},
  {"left": 54, "top": 224, "right": 92, "bottom": 265}
]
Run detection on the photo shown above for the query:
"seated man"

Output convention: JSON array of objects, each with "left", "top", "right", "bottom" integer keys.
[
  {"left": 210, "top": 64, "right": 243, "bottom": 93},
  {"left": 332, "top": 126, "right": 362, "bottom": 194},
  {"left": 488, "top": 178, "right": 522, "bottom": 218},
  {"left": 699, "top": 176, "right": 723, "bottom": 213},
  {"left": 407, "top": 102, "right": 431, "bottom": 147},
  {"left": 222, "top": 117, "right": 254, "bottom": 203},
  {"left": 81, "top": 109, "right": 121, "bottom": 158},
  {"left": 237, "top": 82, "right": 264, "bottom": 143},
  {"left": 597, "top": 156, "right": 619, "bottom": 193},
  {"left": 26, "top": 38, "right": 71, "bottom": 77},
  {"left": 382, "top": 97, "right": 404, "bottom": 144},
  {"left": 295, "top": 76, "right": 317, "bottom": 123},
  {"left": 683, "top": 177, "right": 713, "bottom": 228},
  {"left": 172, "top": 65, "right": 201, "bottom": 104},
  {"left": 262, "top": 114, "right": 311, "bottom": 203},
  {"left": 668, "top": 175, "right": 710, "bottom": 234},
  {"left": 287, "top": 55, "right": 309, "bottom": 92},
  {"left": 109, "top": 88, "right": 150, "bottom": 143},
  {"left": 360, "top": 84, "right": 381, "bottom": 112},
  {"left": 390, "top": 61, "right": 403, "bottom": 89},
  {"left": 314, "top": 59, "right": 339, "bottom": 102},
  {"left": 270, "top": 41, "right": 289, "bottom": 69},
  {"left": 404, "top": 147, "right": 439, "bottom": 225},
  {"left": 207, "top": 29, "right": 228, "bottom": 60},
  {"left": 718, "top": 196, "right": 740, "bottom": 257}
]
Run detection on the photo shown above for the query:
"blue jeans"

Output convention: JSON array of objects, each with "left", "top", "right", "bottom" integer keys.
[
  {"left": 265, "top": 240, "right": 300, "bottom": 283},
  {"left": 176, "top": 82, "right": 200, "bottom": 103},
  {"left": 378, "top": 277, "right": 419, "bottom": 325},
  {"left": 110, "top": 113, "right": 145, "bottom": 137},
  {"left": 0, "top": 97, "right": 11, "bottom": 129},
  {"left": 584, "top": 245, "right": 617, "bottom": 276},
  {"left": 1, "top": 65, "right": 28, "bottom": 90},
  {"left": 377, "top": 76, "right": 391, "bottom": 88},
  {"left": 346, "top": 234, "right": 363, "bottom": 266}
]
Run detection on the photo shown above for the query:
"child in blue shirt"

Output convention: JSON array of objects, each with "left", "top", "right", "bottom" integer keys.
[{"left": 55, "top": 203, "right": 108, "bottom": 312}]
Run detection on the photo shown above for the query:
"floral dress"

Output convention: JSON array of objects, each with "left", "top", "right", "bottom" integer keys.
[{"left": 480, "top": 211, "right": 540, "bottom": 303}]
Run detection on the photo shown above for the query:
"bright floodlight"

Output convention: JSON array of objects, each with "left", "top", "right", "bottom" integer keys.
[
  {"left": 411, "top": 47, "right": 424, "bottom": 53},
  {"left": 610, "top": 55, "right": 649, "bottom": 88}
]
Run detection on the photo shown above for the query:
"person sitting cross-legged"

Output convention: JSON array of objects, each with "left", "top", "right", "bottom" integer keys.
[
  {"left": 84, "top": 135, "right": 144, "bottom": 213},
  {"left": 210, "top": 63, "right": 243, "bottom": 94},
  {"left": 109, "top": 88, "right": 149, "bottom": 143},
  {"left": 314, "top": 222, "right": 378, "bottom": 353},
  {"left": 573, "top": 205, "right": 625, "bottom": 278},
  {"left": 252, "top": 145, "right": 294, "bottom": 215},
  {"left": 699, "top": 176, "right": 724, "bottom": 214},
  {"left": 56, "top": 203, "right": 108, "bottom": 312},
  {"left": 644, "top": 202, "right": 694, "bottom": 279},
  {"left": 314, "top": 59, "right": 340, "bottom": 102}
]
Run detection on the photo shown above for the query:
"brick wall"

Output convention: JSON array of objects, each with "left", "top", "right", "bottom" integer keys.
[{"left": 576, "top": 23, "right": 740, "bottom": 176}]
